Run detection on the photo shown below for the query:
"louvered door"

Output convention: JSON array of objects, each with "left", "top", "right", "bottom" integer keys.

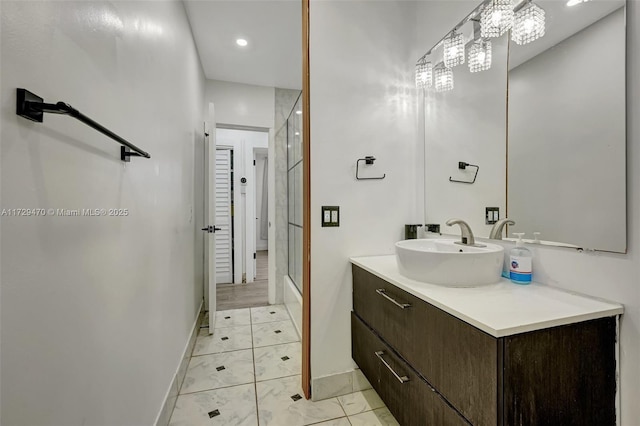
[{"left": 215, "top": 148, "right": 233, "bottom": 284}]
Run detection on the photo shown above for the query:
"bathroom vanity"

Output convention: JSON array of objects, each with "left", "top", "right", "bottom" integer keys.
[{"left": 350, "top": 255, "right": 623, "bottom": 426}]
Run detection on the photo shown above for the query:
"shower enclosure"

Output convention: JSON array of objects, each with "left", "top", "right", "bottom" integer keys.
[{"left": 287, "top": 94, "right": 303, "bottom": 293}]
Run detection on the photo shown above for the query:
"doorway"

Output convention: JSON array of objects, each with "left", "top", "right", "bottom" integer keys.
[{"left": 213, "top": 128, "right": 271, "bottom": 311}]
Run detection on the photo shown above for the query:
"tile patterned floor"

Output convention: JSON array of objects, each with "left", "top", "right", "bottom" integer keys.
[
  {"left": 250, "top": 305, "right": 291, "bottom": 324},
  {"left": 169, "top": 305, "right": 399, "bottom": 426},
  {"left": 192, "top": 325, "right": 253, "bottom": 356},
  {"left": 252, "top": 320, "right": 300, "bottom": 348}
]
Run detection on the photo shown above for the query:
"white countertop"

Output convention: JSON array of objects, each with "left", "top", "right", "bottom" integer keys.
[{"left": 350, "top": 255, "right": 624, "bottom": 338}]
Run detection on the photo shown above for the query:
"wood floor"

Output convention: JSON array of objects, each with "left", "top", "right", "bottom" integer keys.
[
  {"left": 216, "top": 250, "right": 269, "bottom": 310},
  {"left": 255, "top": 250, "right": 268, "bottom": 281}
]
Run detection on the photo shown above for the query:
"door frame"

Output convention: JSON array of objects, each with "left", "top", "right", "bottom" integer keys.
[{"left": 302, "top": 0, "right": 311, "bottom": 400}]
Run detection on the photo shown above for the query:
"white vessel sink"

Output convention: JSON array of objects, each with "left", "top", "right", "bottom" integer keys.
[{"left": 395, "top": 239, "right": 504, "bottom": 287}]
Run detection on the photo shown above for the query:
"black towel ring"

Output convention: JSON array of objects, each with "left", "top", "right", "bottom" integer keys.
[
  {"left": 449, "top": 162, "right": 479, "bottom": 184},
  {"left": 356, "top": 156, "right": 386, "bottom": 180}
]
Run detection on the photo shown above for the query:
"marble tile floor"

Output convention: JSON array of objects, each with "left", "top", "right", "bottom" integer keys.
[{"left": 169, "top": 305, "right": 399, "bottom": 426}]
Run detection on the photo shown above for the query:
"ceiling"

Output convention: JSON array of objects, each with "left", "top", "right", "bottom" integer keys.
[{"left": 183, "top": 0, "right": 302, "bottom": 90}]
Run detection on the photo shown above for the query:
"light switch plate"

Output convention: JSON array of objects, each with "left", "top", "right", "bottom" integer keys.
[
  {"left": 321, "top": 206, "right": 339, "bottom": 227},
  {"left": 485, "top": 207, "right": 499, "bottom": 225}
]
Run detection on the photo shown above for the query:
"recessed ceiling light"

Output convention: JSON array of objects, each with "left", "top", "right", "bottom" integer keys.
[
  {"left": 295, "top": 110, "right": 302, "bottom": 115},
  {"left": 236, "top": 38, "right": 248, "bottom": 47}
]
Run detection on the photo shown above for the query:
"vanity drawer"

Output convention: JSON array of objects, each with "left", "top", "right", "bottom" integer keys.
[
  {"left": 352, "top": 312, "right": 469, "bottom": 426},
  {"left": 503, "top": 317, "right": 617, "bottom": 426},
  {"left": 353, "top": 265, "right": 499, "bottom": 426}
]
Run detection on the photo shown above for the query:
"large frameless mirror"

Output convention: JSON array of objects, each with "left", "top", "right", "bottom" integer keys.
[{"left": 421, "top": 0, "right": 626, "bottom": 253}]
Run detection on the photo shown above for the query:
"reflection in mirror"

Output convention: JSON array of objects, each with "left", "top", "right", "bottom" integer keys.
[
  {"left": 507, "top": 0, "right": 626, "bottom": 252},
  {"left": 184, "top": 0, "right": 304, "bottom": 297},
  {"left": 423, "top": 6, "right": 509, "bottom": 238},
  {"left": 421, "top": 0, "right": 627, "bottom": 252}
]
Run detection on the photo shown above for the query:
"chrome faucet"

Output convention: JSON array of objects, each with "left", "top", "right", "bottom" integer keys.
[
  {"left": 446, "top": 218, "right": 480, "bottom": 247},
  {"left": 489, "top": 218, "right": 515, "bottom": 240}
]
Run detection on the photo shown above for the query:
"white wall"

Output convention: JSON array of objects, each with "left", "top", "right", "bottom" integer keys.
[
  {"left": 414, "top": 1, "right": 640, "bottom": 424},
  {"left": 0, "top": 2, "right": 205, "bottom": 425},
  {"left": 309, "top": 0, "right": 421, "bottom": 380},
  {"left": 509, "top": 8, "right": 626, "bottom": 251},
  {"left": 205, "top": 80, "right": 275, "bottom": 129}
]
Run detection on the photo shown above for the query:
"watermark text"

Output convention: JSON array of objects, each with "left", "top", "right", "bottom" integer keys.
[{"left": 1, "top": 208, "right": 129, "bottom": 217}]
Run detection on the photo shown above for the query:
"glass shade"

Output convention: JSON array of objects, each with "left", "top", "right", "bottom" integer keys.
[
  {"left": 415, "top": 58, "right": 433, "bottom": 89},
  {"left": 481, "top": 0, "right": 515, "bottom": 38},
  {"left": 468, "top": 39, "right": 492, "bottom": 72},
  {"left": 435, "top": 67, "right": 454, "bottom": 92},
  {"left": 443, "top": 32, "right": 465, "bottom": 67},
  {"left": 512, "top": 2, "right": 546, "bottom": 45}
]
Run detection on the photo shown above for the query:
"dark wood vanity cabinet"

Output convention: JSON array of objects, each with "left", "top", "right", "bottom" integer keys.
[{"left": 351, "top": 265, "right": 618, "bottom": 426}]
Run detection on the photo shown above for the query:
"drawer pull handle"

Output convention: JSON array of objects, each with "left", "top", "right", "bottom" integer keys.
[
  {"left": 375, "top": 351, "right": 410, "bottom": 384},
  {"left": 375, "top": 288, "right": 411, "bottom": 309}
]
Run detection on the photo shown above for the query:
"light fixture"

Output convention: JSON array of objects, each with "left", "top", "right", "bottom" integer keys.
[
  {"left": 512, "top": 1, "right": 545, "bottom": 45},
  {"left": 567, "top": 0, "right": 590, "bottom": 6},
  {"left": 236, "top": 38, "right": 248, "bottom": 47},
  {"left": 443, "top": 31, "right": 465, "bottom": 68},
  {"left": 434, "top": 67, "right": 454, "bottom": 92},
  {"left": 295, "top": 110, "right": 302, "bottom": 115},
  {"left": 481, "top": 0, "right": 515, "bottom": 38},
  {"left": 468, "top": 39, "right": 492, "bottom": 72},
  {"left": 415, "top": 57, "right": 433, "bottom": 89}
]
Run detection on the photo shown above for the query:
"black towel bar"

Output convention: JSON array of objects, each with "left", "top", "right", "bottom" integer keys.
[{"left": 16, "top": 88, "right": 151, "bottom": 162}]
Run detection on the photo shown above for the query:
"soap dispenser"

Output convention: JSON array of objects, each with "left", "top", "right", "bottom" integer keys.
[{"left": 509, "top": 233, "right": 532, "bottom": 285}]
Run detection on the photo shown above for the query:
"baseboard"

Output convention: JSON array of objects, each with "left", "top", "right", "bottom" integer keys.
[
  {"left": 154, "top": 300, "right": 204, "bottom": 426},
  {"left": 311, "top": 369, "right": 373, "bottom": 402}
]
